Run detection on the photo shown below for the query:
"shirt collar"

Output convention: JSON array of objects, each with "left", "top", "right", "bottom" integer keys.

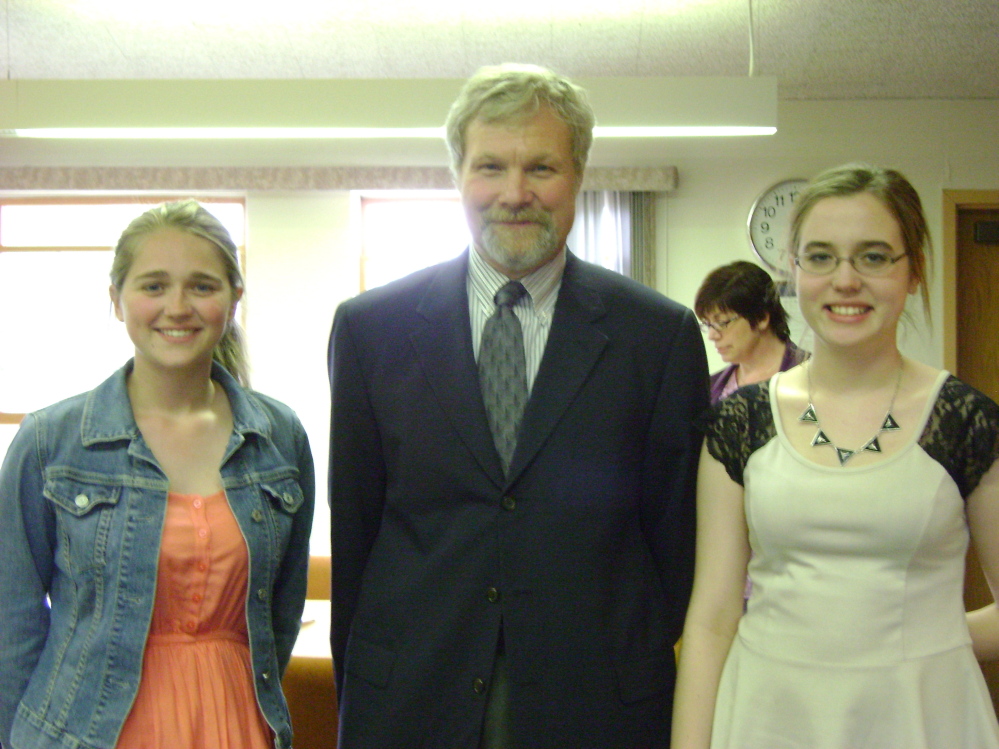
[{"left": 467, "top": 245, "right": 565, "bottom": 318}]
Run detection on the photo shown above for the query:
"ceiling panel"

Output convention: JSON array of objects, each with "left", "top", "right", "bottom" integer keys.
[{"left": 2, "top": 0, "right": 996, "bottom": 98}]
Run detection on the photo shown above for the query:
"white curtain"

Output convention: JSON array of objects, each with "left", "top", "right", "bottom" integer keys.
[{"left": 567, "top": 191, "right": 657, "bottom": 287}]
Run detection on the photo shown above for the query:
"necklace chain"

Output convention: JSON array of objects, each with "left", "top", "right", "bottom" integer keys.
[{"left": 799, "top": 362, "right": 903, "bottom": 466}]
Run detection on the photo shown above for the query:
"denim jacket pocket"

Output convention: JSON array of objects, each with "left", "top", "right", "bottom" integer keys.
[
  {"left": 259, "top": 477, "right": 305, "bottom": 516},
  {"left": 44, "top": 470, "right": 122, "bottom": 572}
]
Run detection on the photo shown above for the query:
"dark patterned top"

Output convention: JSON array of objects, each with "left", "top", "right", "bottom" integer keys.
[{"left": 703, "top": 374, "right": 999, "bottom": 499}]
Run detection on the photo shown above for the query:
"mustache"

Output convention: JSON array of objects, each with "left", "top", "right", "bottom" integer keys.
[{"left": 483, "top": 208, "right": 552, "bottom": 225}]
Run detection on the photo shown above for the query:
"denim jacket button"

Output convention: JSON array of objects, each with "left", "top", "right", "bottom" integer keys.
[
  {"left": 261, "top": 671, "right": 271, "bottom": 681},
  {"left": 257, "top": 588, "right": 267, "bottom": 601},
  {"left": 74, "top": 493, "right": 89, "bottom": 509},
  {"left": 251, "top": 509, "right": 264, "bottom": 522}
]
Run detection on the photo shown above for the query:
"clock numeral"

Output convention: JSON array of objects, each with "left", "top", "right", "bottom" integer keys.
[{"left": 749, "top": 179, "right": 808, "bottom": 274}]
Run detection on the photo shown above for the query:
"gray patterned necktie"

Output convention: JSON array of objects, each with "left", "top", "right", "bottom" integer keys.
[{"left": 478, "top": 281, "right": 529, "bottom": 474}]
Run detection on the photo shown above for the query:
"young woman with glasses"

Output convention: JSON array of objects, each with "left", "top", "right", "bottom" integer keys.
[{"left": 673, "top": 164, "right": 999, "bottom": 748}]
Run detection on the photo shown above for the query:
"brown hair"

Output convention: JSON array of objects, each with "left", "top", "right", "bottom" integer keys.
[
  {"left": 695, "top": 260, "right": 791, "bottom": 342},
  {"left": 789, "top": 163, "right": 931, "bottom": 316}
]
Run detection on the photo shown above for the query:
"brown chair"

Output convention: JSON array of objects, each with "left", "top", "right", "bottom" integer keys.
[
  {"left": 305, "top": 555, "right": 332, "bottom": 600},
  {"left": 283, "top": 556, "right": 338, "bottom": 749}
]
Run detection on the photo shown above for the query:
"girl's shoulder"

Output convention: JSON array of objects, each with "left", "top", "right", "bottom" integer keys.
[
  {"left": 921, "top": 372, "right": 999, "bottom": 498},
  {"left": 701, "top": 379, "right": 777, "bottom": 486}
]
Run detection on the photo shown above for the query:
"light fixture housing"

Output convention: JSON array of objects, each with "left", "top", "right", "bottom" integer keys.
[{"left": 0, "top": 77, "right": 777, "bottom": 140}]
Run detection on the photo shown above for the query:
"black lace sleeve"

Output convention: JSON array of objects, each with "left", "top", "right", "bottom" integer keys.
[
  {"left": 700, "top": 383, "right": 778, "bottom": 486},
  {"left": 918, "top": 376, "right": 999, "bottom": 499}
]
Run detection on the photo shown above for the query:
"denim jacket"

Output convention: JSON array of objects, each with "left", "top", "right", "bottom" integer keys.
[{"left": 0, "top": 361, "right": 314, "bottom": 749}]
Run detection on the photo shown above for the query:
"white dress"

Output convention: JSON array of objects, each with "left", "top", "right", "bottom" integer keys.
[{"left": 704, "top": 370, "right": 999, "bottom": 749}]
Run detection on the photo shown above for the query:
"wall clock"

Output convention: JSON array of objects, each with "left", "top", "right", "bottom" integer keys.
[{"left": 747, "top": 179, "right": 808, "bottom": 274}]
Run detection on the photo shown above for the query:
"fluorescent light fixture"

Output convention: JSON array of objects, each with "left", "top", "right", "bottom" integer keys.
[
  {"left": 595, "top": 126, "right": 776, "bottom": 137},
  {"left": 8, "top": 125, "right": 775, "bottom": 139},
  {"left": 8, "top": 127, "right": 447, "bottom": 139},
  {"left": 0, "top": 78, "right": 778, "bottom": 142}
]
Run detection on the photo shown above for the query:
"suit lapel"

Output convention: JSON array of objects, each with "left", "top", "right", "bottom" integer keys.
[
  {"left": 508, "top": 254, "right": 608, "bottom": 480},
  {"left": 411, "top": 251, "right": 506, "bottom": 486}
]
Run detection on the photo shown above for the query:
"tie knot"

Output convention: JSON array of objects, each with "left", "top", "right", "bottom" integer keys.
[{"left": 494, "top": 281, "right": 527, "bottom": 310}]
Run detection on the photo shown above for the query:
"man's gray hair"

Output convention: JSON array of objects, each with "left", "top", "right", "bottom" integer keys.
[{"left": 444, "top": 63, "right": 596, "bottom": 181}]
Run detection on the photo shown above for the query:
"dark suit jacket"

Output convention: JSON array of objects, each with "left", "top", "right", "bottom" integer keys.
[{"left": 328, "top": 250, "right": 708, "bottom": 749}]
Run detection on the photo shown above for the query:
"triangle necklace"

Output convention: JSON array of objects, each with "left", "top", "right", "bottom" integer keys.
[{"left": 798, "top": 361, "right": 903, "bottom": 466}]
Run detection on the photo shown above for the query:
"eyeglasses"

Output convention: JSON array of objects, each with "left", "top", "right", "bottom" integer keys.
[
  {"left": 794, "top": 249, "right": 907, "bottom": 277},
  {"left": 699, "top": 315, "right": 740, "bottom": 334}
]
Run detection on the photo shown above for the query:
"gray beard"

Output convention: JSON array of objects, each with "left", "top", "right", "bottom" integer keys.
[{"left": 479, "top": 220, "right": 560, "bottom": 276}]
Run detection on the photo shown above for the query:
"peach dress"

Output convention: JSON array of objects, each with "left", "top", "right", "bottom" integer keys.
[{"left": 117, "top": 491, "right": 273, "bottom": 749}]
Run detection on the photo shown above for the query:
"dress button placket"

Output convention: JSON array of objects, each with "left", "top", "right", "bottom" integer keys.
[{"left": 189, "top": 493, "right": 210, "bottom": 634}]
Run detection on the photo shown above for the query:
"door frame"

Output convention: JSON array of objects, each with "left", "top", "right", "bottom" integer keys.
[{"left": 942, "top": 190, "right": 999, "bottom": 373}]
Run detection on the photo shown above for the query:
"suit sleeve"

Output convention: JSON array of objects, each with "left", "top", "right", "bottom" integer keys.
[
  {"left": 642, "top": 307, "right": 709, "bottom": 643},
  {"left": 328, "top": 302, "right": 387, "bottom": 695}
]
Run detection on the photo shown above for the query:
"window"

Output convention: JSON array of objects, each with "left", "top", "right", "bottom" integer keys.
[
  {"left": 568, "top": 191, "right": 657, "bottom": 286},
  {"left": 358, "top": 191, "right": 469, "bottom": 290},
  {"left": 0, "top": 197, "right": 245, "bottom": 463}
]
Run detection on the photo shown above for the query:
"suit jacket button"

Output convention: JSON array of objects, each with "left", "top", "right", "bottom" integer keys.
[
  {"left": 501, "top": 496, "right": 516, "bottom": 511},
  {"left": 486, "top": 587, "right": 500, "bottom": 603},
  {"left": 473, "top": 677, "right": 486, "bottom": 694}
]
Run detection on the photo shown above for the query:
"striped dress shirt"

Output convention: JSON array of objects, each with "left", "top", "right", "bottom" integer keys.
[{"left": 466, "top": 246, "right": 565, "bottom": 394}]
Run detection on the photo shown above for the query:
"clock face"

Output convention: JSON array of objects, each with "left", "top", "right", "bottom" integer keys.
[{"left": 747, "top": 179, "right": 808, "bottom": 275}]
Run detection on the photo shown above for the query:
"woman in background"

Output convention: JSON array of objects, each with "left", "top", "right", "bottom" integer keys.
[
  {"left": 695, "top": 260, "right": 807, "bottom": 403},
  {"left": 0, "top": 200, "right": 313, "bottom": 749},
  {"left": 673, "top": 165, "right": 999, "bottom": 748}
]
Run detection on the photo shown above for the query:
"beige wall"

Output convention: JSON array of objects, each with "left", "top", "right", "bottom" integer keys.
[{"left": 242, "top": 191, "right": 355, "bottom": 552}]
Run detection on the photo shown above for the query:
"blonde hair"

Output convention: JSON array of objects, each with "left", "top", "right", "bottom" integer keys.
[
  {"left": 444, "top": 63, "right": 595, "bottom": 181},
  {"left": 111, "top": 200, "right": 249, "bottom": 386}
]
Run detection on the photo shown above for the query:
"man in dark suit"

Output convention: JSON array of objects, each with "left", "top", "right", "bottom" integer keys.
[{"left": 329, "top": 63, "right": 709, "bottom": 748}]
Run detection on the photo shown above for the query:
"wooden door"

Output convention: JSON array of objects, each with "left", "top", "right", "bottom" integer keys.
[{"left": 955, "top": 202, "right": 999, "bottom": 713}]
